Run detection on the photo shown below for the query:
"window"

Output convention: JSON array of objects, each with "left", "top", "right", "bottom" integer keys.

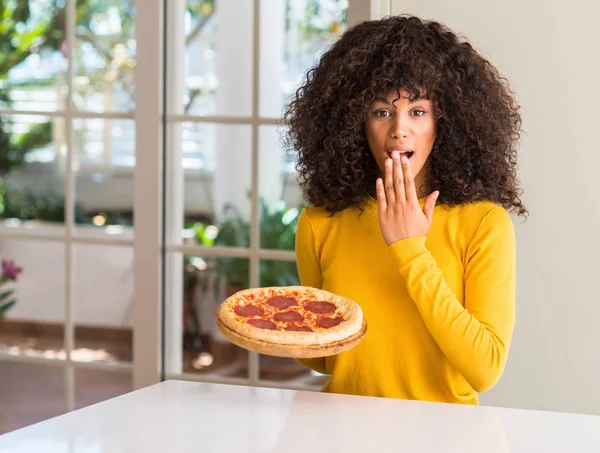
[
  {"left": 0, "top": 0, "right": 134, "bottom": 432},
  {"left": 0, "top": 0, "right": 369, "bottom": 433},
  {"left": 162, "top": 0, "right": 349, "bottom": 389}
]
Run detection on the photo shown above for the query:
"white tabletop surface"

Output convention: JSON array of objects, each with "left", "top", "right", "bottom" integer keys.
[{"left": 0, "top": 380, "right": 599, "bottom": 452}]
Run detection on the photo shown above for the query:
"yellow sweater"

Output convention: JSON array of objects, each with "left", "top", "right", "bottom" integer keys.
[{"left": 295, "top": 196, "right": 516, "bottom": 405}]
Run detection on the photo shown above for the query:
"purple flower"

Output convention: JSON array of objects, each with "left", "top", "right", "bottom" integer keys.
[{"left": 1, "top": 260, "right": 22, "bottom": 281}]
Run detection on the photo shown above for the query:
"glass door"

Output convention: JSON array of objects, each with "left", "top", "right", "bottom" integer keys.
[{"left": 161, "top": 0, "right": 352, "bottom": 390}]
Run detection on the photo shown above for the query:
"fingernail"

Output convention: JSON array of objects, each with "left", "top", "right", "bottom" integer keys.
[{"left": 401, "top": 155, "right": 408, "bottom": 164}]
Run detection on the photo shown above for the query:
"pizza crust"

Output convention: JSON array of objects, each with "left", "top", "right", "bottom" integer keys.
[{"left": 218, "top": 286, "right": 363, "bottom": 346}]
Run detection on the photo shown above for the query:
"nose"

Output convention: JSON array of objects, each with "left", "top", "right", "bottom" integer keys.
[{"left": 389, "top": 114, "right": 407, "bottom": 139}]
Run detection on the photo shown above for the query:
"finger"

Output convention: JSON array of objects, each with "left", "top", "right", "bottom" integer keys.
[
  {"left": 376, "top": 178, "right": 387, "bottom": 212},
  {"left": 401, "top": 155, "right": 418, "bottom": 204},
  {"left": 384, "top": 158, "right": 396, "bottom": 205},
  {"left": 392, "top": 152, "right": 406, "bottom": 203},
  {"left": 423, "top": 191, "right": 440, "bottom": 223}
]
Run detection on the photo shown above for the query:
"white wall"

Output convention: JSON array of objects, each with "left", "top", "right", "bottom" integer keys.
[
  {"left": 0, "top": 226, "right": 135, "bottom": 327},
  {"left": 390, "top": 0, "right": 600, "bottom": 416},
  {"left": 1, "top": 228, "right": 216, "bottom": 331}
]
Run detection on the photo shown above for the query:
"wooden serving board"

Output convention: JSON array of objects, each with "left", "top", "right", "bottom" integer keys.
[{"left": 215, "top": 307, "right": 368, "bottom": 359}]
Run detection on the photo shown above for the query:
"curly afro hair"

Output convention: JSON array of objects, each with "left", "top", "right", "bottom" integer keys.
[{"left": 283, "top": 15, "right": 527, "bottom": 217}]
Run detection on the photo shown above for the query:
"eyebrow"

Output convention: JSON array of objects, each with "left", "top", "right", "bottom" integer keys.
[{"left": 373, "top": 95, "right": 430, "bottom": 106}]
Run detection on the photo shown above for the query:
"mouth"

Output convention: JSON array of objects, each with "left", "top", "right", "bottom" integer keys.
[{"left": 386, "top": 150, "right": 414, "bottom": 160}]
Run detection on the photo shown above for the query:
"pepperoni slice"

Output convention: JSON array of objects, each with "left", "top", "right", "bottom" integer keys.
[
  {"left": 305, "top": 301, "right": 336, "bottom": 314},
  {"left": 267, "top": 297, "right": 298, "bottom": 309},
  {"left": 247, "top": 319, "right": 277, "bottom": 330},
  {"left": 234, "top": 304, "right": 264, "bottom": 317},
  {"left": 284, "top": 324, "right": 313, "bottom": 332},
  {"left": 274, "top": 310, "right": 304, "bottom": 323},
  {"left": 316, "top": 316, "right": 345, "bottom": 328}
]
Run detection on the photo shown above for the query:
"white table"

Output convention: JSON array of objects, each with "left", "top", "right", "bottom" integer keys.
[{"left": 0, "top": 380, "right": 599, "bottom": 452}]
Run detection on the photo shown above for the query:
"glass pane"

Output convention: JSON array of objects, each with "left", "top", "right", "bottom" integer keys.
[
  {"left": 256, "top": 124, "right": 326, "bottom": 387},
  {"left": 0, "top": 239, "right": 65, "bottom": 360},
  {"left": 0, "top": 114, "right": 65, "bottom": 234},
  {"left": 166, "top": 122, "right": 251, "bottom": 247},
  {"left": 74, "top": 1, "right": 136, "bottom": 113},
  {"left": 259, "top": 0, "right": 348, "bottom": 118},
  {"left": 259, "top": 259, "right": 300, "bottom": 288},
  {"left": 258, "top": 125, "right": 304, "bottom": 250},
  {"left": 73, "top": 244, "right": 133, "bottom": 365},
  {"left": 176, "top": 1, "right": 252, "bottom": 117},
  {"left": 0, "top": 1, "right": 67, "bottom": 112},
  {"left": 0, "top": 362, "right": 65, "bottom": 434},
  {"left": 73, "top": 118, "right": 135, "bottom": 232},
  {"left": 165, "top": 253, "right": 249, "bottom": 378},
  {"left": 75, "top": 368, "right": 132, "bottom": 410}
]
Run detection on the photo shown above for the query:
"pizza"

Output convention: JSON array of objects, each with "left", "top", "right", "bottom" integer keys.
[{"left": 217, "top": 286, "right": 363, "bottom": 346}]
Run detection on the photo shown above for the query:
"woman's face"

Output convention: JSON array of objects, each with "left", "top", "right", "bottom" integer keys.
[{"left": 365, "top": 89, "right": 437, "bottom": 197}]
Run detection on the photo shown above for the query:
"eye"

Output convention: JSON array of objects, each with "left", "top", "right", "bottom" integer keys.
[
  {"left": 372, "top": 109, "right": 391, "bottom": 118},
  {"left": 412, "top": 109, "right": 427, "bottom": 117}
]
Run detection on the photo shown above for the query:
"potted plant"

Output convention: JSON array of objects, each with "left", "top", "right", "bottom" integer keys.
[
  {"left": 0, "top": 259, "right": 22, "bottom": 320},
  {"left": 183, "top": 197, "right": 303, "bottom": 367},
  {"left": 201, "top": 196, "right": 303, "bottom": 299}
]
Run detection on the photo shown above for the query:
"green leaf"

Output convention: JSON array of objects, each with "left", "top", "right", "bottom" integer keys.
[
  {"left": 0, "top": 289, "right": 14, "bottom": 303},
  {"left": 0, "top": 16, "right": 51, "bottom": 74},
  {"left": 0, "top": 298, "right": 16, "bottom": 317},
  {"left": 12, "top": 22, "right": 49, "bottom": 53},
  {"left": 14, "top": 0, "right": 31, "bottom": 23},
  {"left": 13, "top": 120, "right": 52, "bottom": 155}
]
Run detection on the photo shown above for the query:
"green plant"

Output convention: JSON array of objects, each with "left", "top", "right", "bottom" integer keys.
[
  {"left": 0, "top": 180, "right": 86, "bottom": 224},
  {"left": 0, "top": 1, "right": 61, "bottom": 171},
  {"left": 0, "top": 259, "right": 22, "bottom": 320},
  {"left": 189, "top": 197, "right": 303, "bottom": 299},
  {"left": 0, "top": 0, "right": 135, "bottom": 173},
  {"left": 0, "top": 118, "right": 53, "bottom": 176}
]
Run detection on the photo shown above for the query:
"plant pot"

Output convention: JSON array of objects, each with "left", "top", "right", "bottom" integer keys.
[{"left": 225, "top": 284, "right": 244, "bottom": 298}]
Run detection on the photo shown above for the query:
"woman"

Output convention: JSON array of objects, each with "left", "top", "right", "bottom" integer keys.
[{"left": 284, "top": 15, "right": 527, "bottom": 405}]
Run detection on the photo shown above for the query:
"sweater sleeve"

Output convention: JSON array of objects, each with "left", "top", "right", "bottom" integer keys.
[
  {"left": 295, "top": 209, "right": 323, "bottom": 290},
  {"left": 384, "top": 207, "right": 516, "bottom": 392},
  {"left": 294, "top": 209, "right": 329, "bottom": 375}
]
